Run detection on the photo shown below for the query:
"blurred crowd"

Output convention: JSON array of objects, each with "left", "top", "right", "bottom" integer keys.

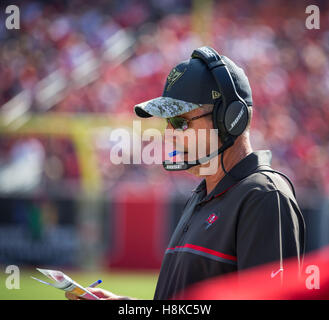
[{"left": 0, "top": 0, "right": 329, "bottom": 204}]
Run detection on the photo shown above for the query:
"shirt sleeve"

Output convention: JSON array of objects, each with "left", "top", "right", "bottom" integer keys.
[{"left": 236, "top": 190, "right": 305, "bottom": 272}]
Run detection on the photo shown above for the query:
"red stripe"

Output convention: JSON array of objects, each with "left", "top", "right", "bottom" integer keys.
[
  {"left": 199, "top": 183, "right": 237, "bottom": 205},
  {"left": 214, "top": 183, "right": 238, "bottom": 199},
  {"left": 166, "top": 243, "right": 237, "bottom": 262}
]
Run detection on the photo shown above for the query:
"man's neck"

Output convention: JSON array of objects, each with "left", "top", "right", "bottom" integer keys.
[{"left": 205, "top": 139, "right": 253, "bottom": 195}]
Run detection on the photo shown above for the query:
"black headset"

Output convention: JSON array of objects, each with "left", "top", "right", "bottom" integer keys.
[
  {"left": 163, "top": 46, "right": 251, "bottom": 171},
  {"left": 191, "top": 46, "right": 251, "bottom": 144}
]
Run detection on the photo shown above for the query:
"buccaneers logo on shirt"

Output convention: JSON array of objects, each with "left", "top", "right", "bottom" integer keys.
[{"left": 205, "top": 213, "right": 219, "bottom": 229}]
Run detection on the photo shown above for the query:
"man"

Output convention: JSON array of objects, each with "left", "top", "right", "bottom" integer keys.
[{"left": 66, "top": 47, "right": 305, "bottom": 300}]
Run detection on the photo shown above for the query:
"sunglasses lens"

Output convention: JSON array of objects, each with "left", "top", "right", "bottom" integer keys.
[{"left": 168, "top": 117, "right": 188, "bottom": 130}]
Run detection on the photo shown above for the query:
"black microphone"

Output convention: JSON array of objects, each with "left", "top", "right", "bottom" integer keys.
[{"left": 163, "top": 137, "right": 234, "bottom": 171}]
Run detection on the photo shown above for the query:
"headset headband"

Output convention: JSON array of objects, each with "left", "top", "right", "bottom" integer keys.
[
  {"left": 192, "top": 47, "right": 245, "bottom": 106},
  {"left": 191, "top": 46, "right": 249, "bottom": 138}
]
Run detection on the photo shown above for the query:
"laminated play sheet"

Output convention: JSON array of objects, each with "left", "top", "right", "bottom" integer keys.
[{"left": 31, "top": 268, "right": 101, "bottom": 300}]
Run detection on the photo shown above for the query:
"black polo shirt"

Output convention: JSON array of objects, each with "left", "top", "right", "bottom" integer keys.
[{"left": 154, "top": 150, "right": 305, "bottom": 300}]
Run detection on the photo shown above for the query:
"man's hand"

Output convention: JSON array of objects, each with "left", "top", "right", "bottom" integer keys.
[{"left": 65, "top": 287, "right": 132, "bottom": 300}]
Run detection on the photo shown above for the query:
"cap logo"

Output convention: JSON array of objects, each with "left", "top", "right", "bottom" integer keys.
[
  {"left": 212, "top": 90, "right": 221, "bottom": 100},
  {"left": 166, "top": 67, "right": 186, "bottom": 91}
]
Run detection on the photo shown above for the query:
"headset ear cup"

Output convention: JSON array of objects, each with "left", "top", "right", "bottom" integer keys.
[
  {"left": 246, "top": 106, "right": 252, "bottom": 129},
  {"left": 212, "top": 100, "right": 227, "bottom": 143},
  {"left": 212, "top": 100, "right": 219, "bottom": 131},
  {"left": 224, "top": 101, "right": 249, "bottom": 137}
]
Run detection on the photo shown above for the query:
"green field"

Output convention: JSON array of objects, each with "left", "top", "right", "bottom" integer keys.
[{"left": 0, "top": 269, "right": 159, "bottom": 300}]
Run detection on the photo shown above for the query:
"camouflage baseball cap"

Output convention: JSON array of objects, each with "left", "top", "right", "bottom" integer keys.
[{"left": 134, "top": 55, "right": 252, "bottom": 118}]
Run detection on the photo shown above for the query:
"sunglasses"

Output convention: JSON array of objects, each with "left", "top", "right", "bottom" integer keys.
[{"left": 167, "top": 111, "right": 212, "bottom": 131}]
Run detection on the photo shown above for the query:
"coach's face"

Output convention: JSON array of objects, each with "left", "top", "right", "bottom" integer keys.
[{"left": 165, "top": 104, "right": 220, "bottom": 176}]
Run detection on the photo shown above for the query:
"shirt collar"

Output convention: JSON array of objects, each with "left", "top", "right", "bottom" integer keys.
[{"left": 194, "top": 150, "right": 272, "bottom": 203}]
